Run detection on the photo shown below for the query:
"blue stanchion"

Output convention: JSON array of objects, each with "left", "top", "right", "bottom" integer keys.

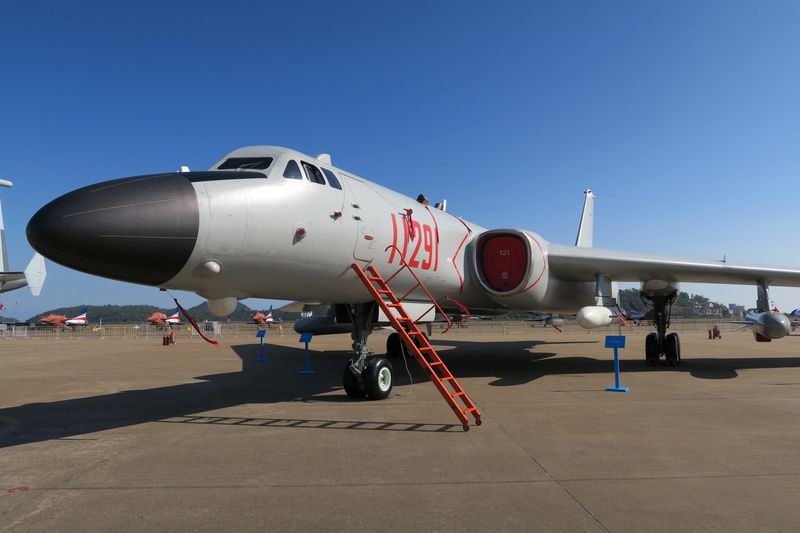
[
  {"left": 256, "top": 329, "right": 266, "bottom": 362},
  {"left": 297, "top": 332, "right": 316, "bottom": 375},
  {"left": 605, "top": 335, "right": 629, "bottom": 392}
]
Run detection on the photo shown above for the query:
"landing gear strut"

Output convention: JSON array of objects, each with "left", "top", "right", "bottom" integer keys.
[
  {"left": 642, "top": 292, "right": 681, "bottom": 366},
  {"left": 342, "top": 302, "right": 394, "bottom": 400}
]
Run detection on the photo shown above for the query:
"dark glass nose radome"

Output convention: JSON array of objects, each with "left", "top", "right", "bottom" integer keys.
[{"left": 26, "top": 172, "right": 202, "bottom": 286}]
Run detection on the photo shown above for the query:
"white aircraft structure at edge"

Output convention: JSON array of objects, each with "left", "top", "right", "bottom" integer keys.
[
  {"left": 24, "top": 146, "right": 800, "bottom": 399},
  {"left": 0, "top": 179, "right": 46, "bottom": 296}
]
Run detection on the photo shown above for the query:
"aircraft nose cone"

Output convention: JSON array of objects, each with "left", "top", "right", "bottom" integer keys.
[{"left": 27, "top": 173, "right": 199, "bottom": 285}]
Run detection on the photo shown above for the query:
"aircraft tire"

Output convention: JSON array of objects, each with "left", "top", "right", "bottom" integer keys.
[
  {"left": 664, "top": 333, "right": 681, "bottom": 367},
  {"left": 342, "top": 363, "right": 367, "bottom": 399},
  {"left": 364, "top": 357, "right": 394, "bottom": 400},
  {"left": 645, "top": 333, "right": 660, "bottom": 365},
  {"left": 386, "top": 332, "right": 405, "bottom": 358}
]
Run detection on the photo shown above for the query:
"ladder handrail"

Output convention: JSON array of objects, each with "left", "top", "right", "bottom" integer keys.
[{"left": 382, "top": 245, "right": 452, "bottom": 334}]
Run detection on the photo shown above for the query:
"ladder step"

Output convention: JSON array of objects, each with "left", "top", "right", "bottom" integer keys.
[
  {"left": 464, "top": 407, "right": 479, "bottom": 413},
  {"left": 429, "top": 361, "right": 443, "bottom": 366},
  {"left": 453, "top": 392, "right": 466, "bottom": 397},
  {"left": 367, "top": 276, "right": 383, "bottom": 282},
  {"left": 420, "top": 346, "right": 435, "bottom": 351}
]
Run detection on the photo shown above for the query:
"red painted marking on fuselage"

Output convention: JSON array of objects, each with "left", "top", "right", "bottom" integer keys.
[
  {"left": 451, "top": 217, "right": 473, "bottom": 295},
  {"left": 521, "top": 232, "right": 548, "bottom": 292},
  {"left": 424, "top": 206, "right": 440, "bottom": 272},
  {"left": 400, "top": 212, "right": 409, "bottom": 261},
  {"left": 389, "top": 213, "right": 398, "bottom": 262}
]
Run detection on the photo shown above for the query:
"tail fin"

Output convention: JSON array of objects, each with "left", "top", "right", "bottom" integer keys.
[
  {"left": 575, "top": 189, "right": 596, "bottom": 247},
  {"left": 0, "top": 196, "right": 9, "bottom": 272},
  {"left": 24, "top": 253, "right": 46, "bottom": 296}
]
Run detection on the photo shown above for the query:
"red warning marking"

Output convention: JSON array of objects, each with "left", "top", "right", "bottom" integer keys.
[
  {"left": 363, "top": 235, "right": 374, "bottom": 241},
  {"left": 8, "top": 486, "right": 29, "bottom": 493}
]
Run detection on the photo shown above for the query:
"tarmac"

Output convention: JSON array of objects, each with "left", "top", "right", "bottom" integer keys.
[{"left": 3, "top": 326, "right": 800, "bottom": 532}]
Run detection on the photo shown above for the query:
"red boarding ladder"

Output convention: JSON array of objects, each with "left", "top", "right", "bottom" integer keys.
[{"left": 352, "top": 258, "right": 481, "bottom": 430}]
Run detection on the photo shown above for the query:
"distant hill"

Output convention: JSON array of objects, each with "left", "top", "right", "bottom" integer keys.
[
  {"left": 23, "top": 302, "right": 293, "bottom": 324},
  {"left": 0, "top": 315, "right": 20, "bottom": 323}
]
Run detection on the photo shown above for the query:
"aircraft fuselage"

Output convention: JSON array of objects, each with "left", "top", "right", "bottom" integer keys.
[{"left": 27, "top": 146, "right": 596, "bottom": 316}]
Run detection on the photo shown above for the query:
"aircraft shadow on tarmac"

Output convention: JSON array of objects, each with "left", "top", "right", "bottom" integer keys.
[{"left": 3, "top": 339, "right": 800, "bottom": 447}]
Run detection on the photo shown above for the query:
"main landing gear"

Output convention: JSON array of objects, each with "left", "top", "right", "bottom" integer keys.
[
  {"left": 342, "top": 302, "right": 395, "bottom": 400},
  {"left": 643, "top": 292, "right": 681, "bottom": 367}
]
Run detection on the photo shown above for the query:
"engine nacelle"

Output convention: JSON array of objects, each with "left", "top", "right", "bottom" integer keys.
[
  {"left": 576, "top": 306, "right": 614, "bottom": 329},
  {"left": 472, "top": 229, "right": 549, "bottom": 310}
]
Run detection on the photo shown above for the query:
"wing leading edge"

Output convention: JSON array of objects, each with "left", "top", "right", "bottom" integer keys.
[{"left": 547, "top": 244, "right": 800, "bottom": 287}]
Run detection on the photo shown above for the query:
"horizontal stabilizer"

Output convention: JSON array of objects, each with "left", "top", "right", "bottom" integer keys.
[{"left": 0, "top": 271, "right": 24, "bottom": 282}]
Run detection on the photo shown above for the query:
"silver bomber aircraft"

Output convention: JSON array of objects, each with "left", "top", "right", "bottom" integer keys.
[{"left": 25, "top": 146, "right": 800, "bottom": 399}]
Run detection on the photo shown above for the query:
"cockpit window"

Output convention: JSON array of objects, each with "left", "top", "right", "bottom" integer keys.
[
  {"left": 283, "top": 160, "right": 303, "bottom": 180},
  {"left": 301, "top": 162, "right": 326, "bottom": 185},
  {"left": 218, "top": 157, "right": 273, "bottom": 170},
  {"left": 321, "top": 169, "right": 342, "bottom": 190}
]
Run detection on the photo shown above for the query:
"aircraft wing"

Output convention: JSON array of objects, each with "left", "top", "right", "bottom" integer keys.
[
  {"left": 277, "top": 301, "right": 320, "bottom": 313},
  {"left": 547, "top": 244, "right": 800, "bottom": 286},
  {"left": 0, "top": 272, "right": 24, "bottom": 282}
]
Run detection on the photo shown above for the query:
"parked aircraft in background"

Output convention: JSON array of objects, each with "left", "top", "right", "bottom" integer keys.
[
  {"left": 251, "top": 305, "right": 276, "bottom": 325},
  {"left": 619, "top": 305, "right": 651, "bottom": 322},
  {"left": 0, "top": 179, "right": 46, "bottom": 296},
  {"left": 26, "top": 146, "right": 800, "bottom": 401},
  {"left": 147, "top": 308, "right": 182, "bottom": 326},
  {"left": 39, "top": 307, "right": 88, "bottom": 328},
  {"left": 527, "top": 313, "right": 566, "bottom": 331}
]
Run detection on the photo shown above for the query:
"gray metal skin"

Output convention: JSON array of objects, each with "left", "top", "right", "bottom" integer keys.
[{"left": 27, "top": 146, "right": 800, "bottom": 336}]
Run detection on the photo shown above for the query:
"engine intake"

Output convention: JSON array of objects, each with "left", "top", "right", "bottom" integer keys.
[{"left": 472, "top": 229, "right": 549, "bottom": 309}]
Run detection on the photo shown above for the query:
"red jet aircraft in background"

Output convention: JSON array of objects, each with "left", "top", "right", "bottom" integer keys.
[
  {"left": 147, "top": 308, "right": 182, "bottom": 326},
  {"left": 39, "top": 307, "right": 88, "bottom": 328}
]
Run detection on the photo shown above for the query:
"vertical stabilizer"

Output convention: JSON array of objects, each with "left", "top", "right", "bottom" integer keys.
[
  {"left": 0, "top": 198, "right": 8, "bottom": 272},
  {"left": 575, "top": 189, "right": 596, "bottom": 248}
]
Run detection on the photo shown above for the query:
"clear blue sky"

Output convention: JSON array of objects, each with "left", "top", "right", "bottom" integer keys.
[{"left": 2, "top": 0, "right": 800, "bottom": 320}]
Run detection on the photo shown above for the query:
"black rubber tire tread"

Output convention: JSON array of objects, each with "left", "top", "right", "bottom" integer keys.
[
  {"left": 364, "top": 357, "right": 394, "bottom": 400},
  {"left": 664, "top": 333, "right": 681, "bottom": 366},
  {"left": 342, "top": 363, "right": 366, "bottom": 399},
  {"left": 645, "top": 332, "right": 661, "bottom": 364}
]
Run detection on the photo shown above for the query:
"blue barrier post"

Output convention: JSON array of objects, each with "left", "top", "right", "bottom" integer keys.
[
  {"left": 256, "top": 329, "right": 267, "bottom": 362},
  {"left": 605, "top": 335, "right": 629, "bottom": 392},
  {"left": 297, "top": 332, "right": 316, "bottom": 375}
]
